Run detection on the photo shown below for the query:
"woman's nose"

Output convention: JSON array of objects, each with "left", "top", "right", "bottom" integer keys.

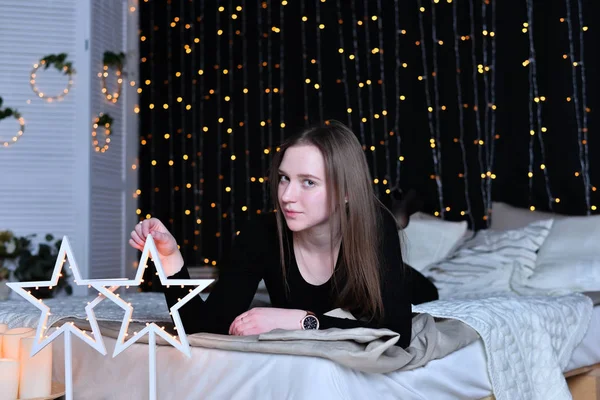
[{"left": 281, "top": 183, "right": 297, "bottom": 202}]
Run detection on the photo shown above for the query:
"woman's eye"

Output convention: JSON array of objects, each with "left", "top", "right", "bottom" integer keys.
[
  {"left": 304, "top": 179, "right": 315, "bottom": 187},
  {"left": 279, "top": 175, "right": 289, "bottom": 182}
]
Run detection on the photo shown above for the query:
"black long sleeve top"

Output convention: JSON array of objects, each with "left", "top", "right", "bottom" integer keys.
[{"left": 163, "top": 205, "right": 412, "bottom": 348}]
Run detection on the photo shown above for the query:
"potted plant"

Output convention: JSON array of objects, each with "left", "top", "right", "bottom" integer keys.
[
  {"left": 13, "top": 234, "right": 73, "bottom": 298},
  {"left": 0, "top": 264, "right": 10, "bottom": 300},
  {"left": 0, "top": 230, "right": 19, "bottom": 300}
]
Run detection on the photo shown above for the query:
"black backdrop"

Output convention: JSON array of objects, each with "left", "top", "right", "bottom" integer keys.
[{"left": 137, "top": 0, "right": 598, "bottom": 271}]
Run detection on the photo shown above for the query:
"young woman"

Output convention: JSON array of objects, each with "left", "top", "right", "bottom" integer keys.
[{"left": 129, "top": 121, "right": 437, "bottom": 348}]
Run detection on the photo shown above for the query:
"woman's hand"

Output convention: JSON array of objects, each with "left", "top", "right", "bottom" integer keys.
[
  {"left": 129, "top": 218, "right": 184, "bottom": 276},
  {"left": 229, "top": 308, "right": 308, "bottom": 336}
]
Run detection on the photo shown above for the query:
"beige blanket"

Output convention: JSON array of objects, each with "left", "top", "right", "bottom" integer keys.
[{"left": 70, "top": 312, "right": 478, "bottom": 374}]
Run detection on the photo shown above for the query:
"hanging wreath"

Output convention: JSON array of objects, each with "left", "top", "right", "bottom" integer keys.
[
  {"left": 30, "top": 53, "right": 75, "bottom": 102},
  {"left": 0, "top": 97, "right": 25, "bottom": 148},
  {"left": 92, "top": 113, "right": 114, "bottom": 153},
  {"left": 99, "top": 51, "right": 127, "bottom": 104}
]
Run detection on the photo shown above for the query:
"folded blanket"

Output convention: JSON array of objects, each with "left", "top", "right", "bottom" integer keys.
[
  {"left": 66, "top": 313, "right": 478, "bottom": 374},
  {"left": 413, "top": 292, "right": 594, "bottom": 400}
]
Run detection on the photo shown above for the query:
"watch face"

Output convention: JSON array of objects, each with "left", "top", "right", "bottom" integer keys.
[{"left": 303, "top": 315, "right": 319, "bottom": 330}]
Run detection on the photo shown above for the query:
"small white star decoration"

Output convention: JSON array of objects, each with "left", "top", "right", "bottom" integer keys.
[
  {"left": 91, "top": 234, "right": 213, "bottom": 399},
  {"left": 7, "top": 235, "right": 214, "bottom": 400},
  {"left": 7, "top": 237, "right": 118, "bottom": 400}
]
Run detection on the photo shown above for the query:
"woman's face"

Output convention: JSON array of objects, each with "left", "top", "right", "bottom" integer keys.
[{"left": 277, "top": 144, "right": 331, "bottom": 233}]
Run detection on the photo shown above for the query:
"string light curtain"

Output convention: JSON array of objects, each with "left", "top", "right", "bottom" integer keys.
[{"left": 137, "top": 0, "right": 598, "bottom": 269}]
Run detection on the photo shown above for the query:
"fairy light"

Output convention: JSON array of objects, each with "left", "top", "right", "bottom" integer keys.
[
  {"left": 466, "top": 0, "right": 490, "bottom": 221},
  {"left": 192, "top": 0, "right": 205, "bottom": 256},
  {"left": 361, "top": 0, "right": 379, "bottom": 195},
  {"left": 267, "top": 0, "right": 275, "bottom": 175},
  {"left": 565, "top": 0, "right": 592, "bottom": 213},
  {"left": 300, "top": 0, "right": 310, "bottom": 124},
  {"left": 485, "top": 0, "right": 498, "bottom": 222},
  {"left": 29, "top": 56, "right": 74, "bottom": 102},
  {"left": 336, "top": 2, "right": 352, "bottom": 128},
  {"left": 167, "top": 1, "right": 176, "bottom": 235},
  {"left": 91, "top": 113, "right": 112, "bottom": 153},
  {"left": 479, "top": 0, "right": 496, "bottom": 221},
  {"left": 242, "top": 1, "right": 251, "bottom": 219},
  {"left": 417, "top": 0, "right": 444, "bottom": 216},
  {"left": 258, "top": 2, "right": 268, "bottom": 211},
  {"left": 179, "top": 0, "right": 188, "bottom": 249},
  {"left": 99, "top": 62, "right": 124, "bottom": 104},
  {"left": 392, "top": 0, "right": 403, "bottom": 189},
  {"left": 138, "top": 0, "right": 596, "bottom": 267},
  {"left": 315, "top": 0, "right": 324, "bottom": 121},
  {"left": 349, "top": 1, "right": 367, "bottom": 147},
  {"left": 0, "top": 107, "right": 25, "bottom": 148},
  {"left": 451, "top": 0, "right": 475, "bottom": 227},
  {"left": 279, "top": 1, "right": 286, "bottom": 147},
  {"left": 228, "top": 0, "right": 236, "bottom": 236},
  {"left": 375, "top": 0, "right": 391, "bottom": 188},
  {"left": 215, "top": 3, "right": 224, "bottom": 252},
  {"left": 525, "top": 0, "right": 554, "bottom": 211}
]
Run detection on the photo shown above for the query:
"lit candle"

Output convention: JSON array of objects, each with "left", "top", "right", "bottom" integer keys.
[
  {"left": 0, "top": 323, "right": 7, "bottom": 357},
  {"left": 18, "top": 337, "right": 52, "bottom": 399},
  {"left": 0, "top": 359, "right": 19, "bottom": 400},
  {"left": 2, "top": 327, "right": 34, "bottom": 361}
]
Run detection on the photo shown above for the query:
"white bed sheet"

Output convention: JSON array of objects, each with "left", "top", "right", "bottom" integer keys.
[{"left": 51, "top": 305, "right": 600, "bottom": 400}]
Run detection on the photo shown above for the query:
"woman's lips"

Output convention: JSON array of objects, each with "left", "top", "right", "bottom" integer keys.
[{"left": 284, "top": 210, "right": 301, "bottom": 218}]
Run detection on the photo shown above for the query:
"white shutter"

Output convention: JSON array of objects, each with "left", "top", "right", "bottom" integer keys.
[
  {"left": 89, "top": 0, "right": 128, "bottom": 279},
  {"left": 0, "top": 0, "right": 81, "bottom": 249},
  {"left": 0, "top": 0, "right": 139, "bottom": 290}
]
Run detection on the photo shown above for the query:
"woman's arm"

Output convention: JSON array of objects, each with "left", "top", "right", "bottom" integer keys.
[{"left": 161, "top": 218, "right": 269, "bottom": 335}]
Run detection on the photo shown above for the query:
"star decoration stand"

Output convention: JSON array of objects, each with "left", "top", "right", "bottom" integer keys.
[
  {"left": 6, "top": 237, "right": 118, "bottom": 400},
  {"left": 7, "top": 234, "right": 213, "bottom": 400},
  {"left": 89, "top": 235, "right": 214, "bottom": 400}
]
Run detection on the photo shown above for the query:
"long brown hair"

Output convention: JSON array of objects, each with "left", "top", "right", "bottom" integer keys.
[{"left": 269, "top": 121, "right": 384, "bottom": 321}]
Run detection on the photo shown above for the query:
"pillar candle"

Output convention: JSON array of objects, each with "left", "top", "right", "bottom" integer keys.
[
  {"left": 0, "top": 358, "right": 19, "bottom": 400},
  {"left": 18, "top": 337, "right": 52, "bottom": 399},
  {"left": 0, "top": 323, "right": 8, "bottom": 358},
  {"left": 2, "top": 327, "right": 34, "bottom": 361}
]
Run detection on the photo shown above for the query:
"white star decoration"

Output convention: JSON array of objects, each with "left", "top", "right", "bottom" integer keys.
[
  {"left": 7, "top": 237, "right": 114, "bottom": 356},
  {"left": 90, "top": 234, "right": 214, "bottom": 358},
  {"left": 8, "top": 234, "right": 213, "bottom": 400},
  {"left": 89, "top": 234, "right": 214, "bottom": 400},
  {"left": 7, "top": 237, "right": 119, "bottom": 400}
]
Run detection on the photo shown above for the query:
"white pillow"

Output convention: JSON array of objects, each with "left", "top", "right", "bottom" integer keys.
[
  {"left": 490, "top": 201, "right": 562, "bottom": 231},
  {"left": 524, "top": 215, "right": 600, "bottom": 292},
  {"left": 421, "top": 219, "right": 554, "bottom": 299},
  {"left": 400, "top": 212, "right": 468, "bottom": 271}
]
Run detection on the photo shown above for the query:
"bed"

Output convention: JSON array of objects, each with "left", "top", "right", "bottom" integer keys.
[
  {"left": 1, "top": 201, "right": 599, "bottom": 399},
  {"left": 1, "top": 291, "right": 594, "bottom": 400}
]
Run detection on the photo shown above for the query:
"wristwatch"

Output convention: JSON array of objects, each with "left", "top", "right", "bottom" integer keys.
[{"left": 300, "top": 311, "right": 320, "bottom": 330}]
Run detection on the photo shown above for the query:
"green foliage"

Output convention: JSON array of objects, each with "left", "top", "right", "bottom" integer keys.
[
  {"left": 0, "top": 96, "right": 22, "bottom": 123},
  {"left": 102, "top": 51, "right": 127, "bottom": 70},
  {"left": 40, "top": 53, "right": 75, "bottom": 76},
  {"left": 13, "top": 234, "right": 72, "bottom": 298},
  {"left": 0, "top": 230, "right": 18, "bottom": 257},
  {"left": 97, "top": 113, "right": 114, "bottom": 127}
]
